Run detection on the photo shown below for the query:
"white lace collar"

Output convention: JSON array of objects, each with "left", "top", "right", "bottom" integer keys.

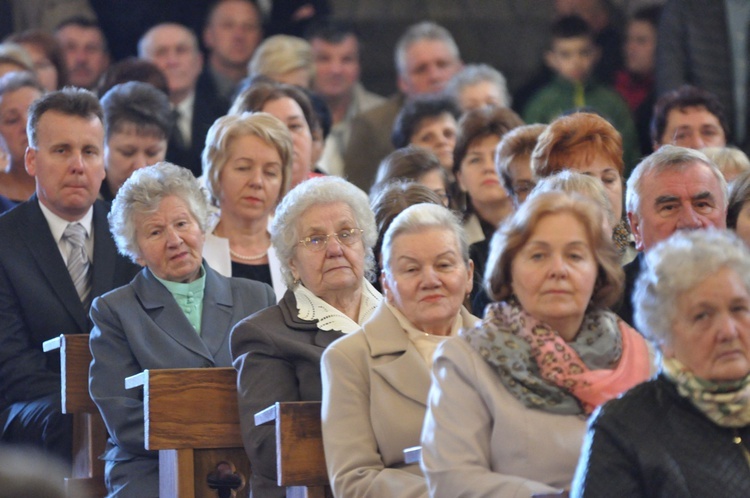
[{"left": 294, "top": 279, "right": 382, "bottom": 333}]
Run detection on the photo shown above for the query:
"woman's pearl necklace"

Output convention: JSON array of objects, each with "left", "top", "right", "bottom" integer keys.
[{"left": 230, "top": 247, "right": 269, "bottom": 261}]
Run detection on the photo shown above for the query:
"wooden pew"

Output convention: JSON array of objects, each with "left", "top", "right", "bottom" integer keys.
[
  {"left": 125, "top": 367, "right": 250, "bottom": 498},
  {"left": 42, "top": 334, "right": 107, "bottom": 498},
  {"left": 254, "top": 401, "right": 331, "bottom": 498}
]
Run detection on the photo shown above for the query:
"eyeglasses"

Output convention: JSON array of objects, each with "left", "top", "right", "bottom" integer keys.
[{"left": 298, "top": 228, "right": 364, "bottom": 252}]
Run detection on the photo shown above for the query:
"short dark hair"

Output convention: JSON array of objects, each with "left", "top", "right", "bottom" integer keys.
[
  {"left": 55, "top": 15, "right": 101, "bottom": 33},
  {"left": 230, "top": 80, "right": 318, "bottom": 135},
  {"left": 391, "top": 95, "right": 460, "bottom": 149},
  {"left": 97, "top": 57, "right": 169, "bottom": 97},
  {"left": 453, "top": 106, "right": 524, "bottom": 176},
  {"left": 370, "top": 180, "right": 445, "bottom": 271},
  {"left": 54, "top": 16, "right": 108, "bottom": 53},
  {"left": 305, "top": 19, "right": 359, "bottom": 44},
  {"left": 650, "top": 85, "right": 730, "bottom": 145},
  {"left": 549, "top": 15, "right": 593, "bottom": 46},
  {"left": 27, "top": 87, "right": 103, "bottom": 148},
  {"left": 205, "top": 0, "right": 260, "bottom": 29},
  {"left": 100, "top": 81, "right": 172, "bottom": 141},
  {"left": 371, "top": 146, "right": 448, "bottom": 197},
  {"left": 631, "top": 5, "right": 662, "bottom": 27}
]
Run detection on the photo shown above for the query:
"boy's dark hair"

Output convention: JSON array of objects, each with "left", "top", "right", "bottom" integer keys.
[
  {"left": 650, "top": 85, "right": 730, "bottom": 145},
  {"left": 549, "top": 15, "right": 593, "bottom": 46},
  {"left": 391, "top": 95, "right": 461, "bottom": 149},
  {"left": 305, "top": 19, "right": 359, "bottom": 44},
  {"left": 631, "top": 5, "right": 662, "bottom": 28}
]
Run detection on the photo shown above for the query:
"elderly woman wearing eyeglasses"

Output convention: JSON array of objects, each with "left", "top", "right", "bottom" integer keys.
[{"left": 230, "top": 176, "right": 381, "bottom": 498}]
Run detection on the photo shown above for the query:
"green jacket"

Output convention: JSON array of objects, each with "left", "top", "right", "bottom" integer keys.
[{"left": 523, "top": 76, "right": 641, "bottom": 176}]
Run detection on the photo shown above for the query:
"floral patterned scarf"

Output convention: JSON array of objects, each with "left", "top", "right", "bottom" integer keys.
[
  {"left": 461, "top": 300, "right": 651, "bottom": 415},
  {"left": 662, "top": 356, "right": 750, "bottom": 428}
]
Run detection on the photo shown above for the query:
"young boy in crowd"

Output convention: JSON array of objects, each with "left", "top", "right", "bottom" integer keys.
[{"left": 523, "top": 15, "right": 639, "bottom": 173}]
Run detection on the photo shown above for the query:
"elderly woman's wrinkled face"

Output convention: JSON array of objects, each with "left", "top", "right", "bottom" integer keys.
[
  {"left": 383, "top": 227, "right": 473, "bottom": 336},
  {"left": 457, "top": 134, "right": 509, "bottom": 207},
  {"left": 565, "top": 151, "right": 623, "bottom": 222},
  {"left": 735, "top": 202, "right": 750, "bottom": 248},
  {"left": 105, "top": 124, "right": 167, "bottom": 196},
  {"left": 289, "top": 202, "right": 366, "bottom": 301},
  {"left": 135, "top": 195, "right": 205, "bottom": 283},
  {"left": 666, "top": 267, "right": 750, "bottom": 381},
  {"left": 262, "top": 97, "right": 312, "bottom": 188},
  {"left": 218, "top": 134, "right": 283, "bottom": 221},
  {"left": 0, "top": 86, "right": 42, "bottom": 165},
  {"left": 511, "top": 212, "right": 597, "bottom": 341}
]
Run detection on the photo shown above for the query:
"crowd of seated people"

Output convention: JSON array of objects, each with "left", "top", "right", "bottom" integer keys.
[{"left": 4, "top": 2, "right": 750, "bottom": 497}]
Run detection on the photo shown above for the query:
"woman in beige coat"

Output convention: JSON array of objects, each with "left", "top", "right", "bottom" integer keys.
[{"left": 321, "top": 203, "right": 479, "bottom": 498}]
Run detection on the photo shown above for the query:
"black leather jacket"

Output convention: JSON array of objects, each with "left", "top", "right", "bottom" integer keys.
[{"left": 572, "top": 374, "right": 750, "bottom": 497}]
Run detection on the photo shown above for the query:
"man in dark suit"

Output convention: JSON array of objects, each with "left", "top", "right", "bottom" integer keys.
[
  {"left": 616, "top": 145, "right": 727, "bottom": 326},
  {"left": 343, "top": 21, "right": 462, "bottom": 192},
  {"left": 0, "top": 88, "right": 140, "bottom": 462},
  {"left": 656, "top": 0, "right": 750, "bottom": 153},
  {"left": 138, "top": 22, "right": 229, "bottom": 177}
]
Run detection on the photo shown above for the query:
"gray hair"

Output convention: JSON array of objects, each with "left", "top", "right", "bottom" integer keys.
[
  {"left": 381, "top": 202, "right": 469, "bottom": 274},
  {"left": 446, "top": 63, "right": 511, "bottom": 107},
  {"left": 108, "top": 162, "right": 208, "bottom": 263},
  {"left": 625, "top": 144, "right": 728, "bottom": 216},
  {"left": 0, "top": 71, "right": 44, "bottom": 99},
  {"left": 395, "top": 21, "right": 460, "bottom": 76},
  {"left": 270, "top": 176, "right": 377, "bottom": 288},
  {"left": 532, "top": 170, "right": 616, "bottom": 228},
  {"left": 634, "top": 229, "right": 750, "bottom": 346},
  {"left": 248, "top": 35, "right": 314, "bottom": 83},
  {"left": 138, "top": 23, "right": 199, "bottom": 59}
]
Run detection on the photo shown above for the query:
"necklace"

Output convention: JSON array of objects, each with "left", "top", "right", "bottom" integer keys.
[{"left": 230, "top": 247, "right": 268, "bottom": 261}]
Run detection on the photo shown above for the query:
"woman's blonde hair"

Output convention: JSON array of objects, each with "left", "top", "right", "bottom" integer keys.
[
  {"left": 248, "top": 35, "right": 314, "bottom": 85},
  {"left": 202, "top": 112, "right": 293, "bottom": 207}
]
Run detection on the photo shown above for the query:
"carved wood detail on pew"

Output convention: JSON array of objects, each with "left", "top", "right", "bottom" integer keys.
[{"left": 125, "top": 367, "right": 250, "bottom": 498}]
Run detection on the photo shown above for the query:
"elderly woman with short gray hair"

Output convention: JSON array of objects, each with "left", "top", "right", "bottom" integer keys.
[
  {"left": 321, "top": 203, "right": 479, "bottom": 498},
  {"left": 89, "top": 162, "right": 275, "bottom": 498},
  {"left": 230, "top": 175, "right": 381, "bottom": 498},
  {"left": 573, "top": 229, "right": 750, "bottom": 497}
]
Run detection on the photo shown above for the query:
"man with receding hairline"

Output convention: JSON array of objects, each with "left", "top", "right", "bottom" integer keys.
[
  {"left": 139, "top": 22, "right": 228, "bottom": 177},
  {"left": 0, "top": 88, "right": 138, "bottom": 461},
  {"left": 615, "top": 144, "right": 728, "bottom": 325},
  {"left": 343, "top": 21, "right": 463, "bottom": 191},
  {"left": 203, "top": 0, "right": 263, "bottom": 102}
]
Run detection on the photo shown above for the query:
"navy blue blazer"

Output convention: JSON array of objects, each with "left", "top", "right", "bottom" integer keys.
[{"left": 0, "top": 195, "right": 139, "bottom": 414}]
